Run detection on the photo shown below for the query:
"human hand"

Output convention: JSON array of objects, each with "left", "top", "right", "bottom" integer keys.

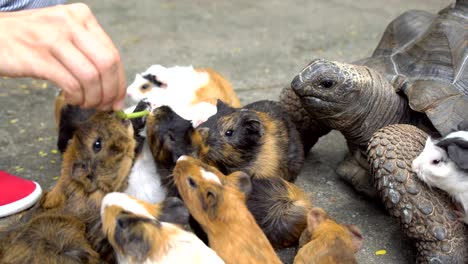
[{"left": 0, "top": 3, "right": 126, "bottom": 110}]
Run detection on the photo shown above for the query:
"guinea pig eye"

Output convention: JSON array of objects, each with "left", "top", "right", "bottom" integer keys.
[
  {"left": 187, "top": 177, "right": 197, "bottom": 188},
  {"left": 141, "top": 83, "right": 150, "bottom": 90},
  {"left": 225, "top": 130, "right": 233, "bottom": 137},
  {"left": 318, "top": 79, "right": 336, "bottom": 89},
  {"left": 93, "top": 138, "right": 102, "bottom": 153},
  {"left": 432, "top": 159, "right": 441, "bottom": 165}
]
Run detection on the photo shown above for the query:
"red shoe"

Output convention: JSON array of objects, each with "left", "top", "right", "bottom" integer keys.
[{"left": 0, "top": 170, "right": 42, "bottom": 218}]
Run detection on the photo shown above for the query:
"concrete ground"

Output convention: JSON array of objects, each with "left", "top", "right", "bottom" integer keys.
[{"left": 0, "top": 0, "right": 451, "bottom": 263}]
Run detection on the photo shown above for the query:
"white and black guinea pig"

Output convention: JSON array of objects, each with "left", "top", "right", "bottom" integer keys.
[{"left": 412, "top": 120, "right": 468, "bottom": 223}]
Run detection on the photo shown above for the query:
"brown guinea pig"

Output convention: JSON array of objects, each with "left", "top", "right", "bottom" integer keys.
[
  {"left": 248, "top": 177, "right": 312, "bottom": 248},
  {"left": 294, "top": 207, "right": 363, "bottom": 264},
  {"left": 196, "top": 99, "right": 304, "bottom": 182},
  {"left": 0, "top": 111, "right": 136, "bottom": 263},
  {"left": 0, "top": 212, "right": 100, "bottom": 264},
  {"left": 101, "top": 192, "right": 224, "bottom": 263},
  {"left": 173, "top": 156, "right": 282, "bottom": 264}
]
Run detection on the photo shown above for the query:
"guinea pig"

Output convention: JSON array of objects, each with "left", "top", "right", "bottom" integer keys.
[
  {"left": 146, "top": 105, "right": 207, "bottom": 196},
  {"left": 247, "top": 177, "right": 312, "bottom": 248},
  {"left": 412, "top": 125, "right": 468, "bottom": 223},
  {"left": 0, "top": 111, "right": 136, "bottom": 263},
  {"left": 146, "top": 105, "right": 310, "bottom": 247},
  {"left": 54, "top": 91, "right": 96, "bottom": 153},
  {"left": 173, "top": 155, "right": 282, "bottom": 264},
  {"left": 124, "top": 100, "right": 167, "bottom": 204},
  {"left": 196, "top": 99, "right": 304, "bottom": 182},
  {"left": 0, "top": 212, "right": 101, "bottom": 264},
  {"left": 101, "top": 192, "right": 224, "bottom": 264},
  {"left": 294, "top": 207, "right": 363, "bottom": 264},
  {"left": 126, "top": 65, "right": 241, "bottom": 127}
]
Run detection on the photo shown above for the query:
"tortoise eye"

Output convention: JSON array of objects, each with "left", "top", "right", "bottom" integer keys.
[
  {"left": 319, "top": 79, "right": 336, "bottom": 89},
  {"left": 93, "top": 138, "right": 102, "bottom": 153},
  {"left": 225, "top": 130, "right": 233, "bottom": 137}
]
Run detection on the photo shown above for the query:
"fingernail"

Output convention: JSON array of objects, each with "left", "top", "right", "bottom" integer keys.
[
  {"left": 99, "top": 104, "right": 112, "bottom": 111},
  {"left": 112, "top": 99, "right": 125, "bottom": 111}
]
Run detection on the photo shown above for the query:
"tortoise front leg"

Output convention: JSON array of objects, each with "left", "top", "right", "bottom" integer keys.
[{"left": 368, "top": 124, "right": 468, "bottom": 263}]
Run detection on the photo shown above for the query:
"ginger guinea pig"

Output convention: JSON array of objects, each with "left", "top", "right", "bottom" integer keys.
[
  {"left": 101, "top": 192, "right": 224, "bottom": 264},
  {"left": 412, "top": 121, "right": 468, "bottom": 223},
  {"left": 173, "top": 156, "right": 282, "bottom": 264},
  {"left": 197, "top": 99, "right": 304, "bottom": 181},
  {"left": 1, "top": 111, "right": 136, "bottom": 263},
  {"left": 126, "top": 65, "right": 241, "bottom": 127},
  {"left": 294, "top": 207, "right": 363, "bottom": 264}
]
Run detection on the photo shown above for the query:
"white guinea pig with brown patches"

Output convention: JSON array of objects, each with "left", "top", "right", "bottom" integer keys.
[
  {"left": 173, "top": 156, "right": 282, "bottom": 264},
  {"left": 126, "top": 65, "right": 241, "bottom": 127},
  {"left": 101, "top": 192, "right": 224, "bottom": 264},
  {"left": 412, "top": 121, "right": 468, "bottom": 223}
]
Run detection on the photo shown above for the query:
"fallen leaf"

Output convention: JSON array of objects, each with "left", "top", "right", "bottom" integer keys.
[{"left": 375, "top": 249, "right": 387, "bottom": 255}]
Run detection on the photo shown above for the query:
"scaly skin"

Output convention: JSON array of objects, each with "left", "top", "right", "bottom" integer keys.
[
  {"left": 279, "top": 86, "right": 331, "bottom": 154},
  {"left": 368, "top": 124, "right": 468, "bottom": 263}
]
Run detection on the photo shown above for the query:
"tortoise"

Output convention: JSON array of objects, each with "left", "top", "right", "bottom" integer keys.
[{"left": 280, "top": 1, "right": 468, "bottom": 262}]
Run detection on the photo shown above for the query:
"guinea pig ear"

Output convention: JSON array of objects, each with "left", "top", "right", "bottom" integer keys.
[
  {"left": 436, "top": 138, "right": 468, "bottom": 170},
  {"left": 345, "top": 225, "right": 364, "bottom": 253},
  {"left": 197, "top": 127, "right": 210, "bottom": 141},
  {"left": 245, "top": 117, "right": 264, "bottom": 136},
  {"left": 71, "top": 160, "right": 97, "bottom": 193},
  {"left": 216, "top": 99, "right": 232, "bottom": 113},
  {"left": 57, "top": 106, "right": 95, "bottom": 153},
  {"left": 447, "top": 144, "right": 468, "bottom": 170},
  {"left": 225, "top": 171, "right": 252, "bottom": 195},
  {"left": 114, "top": 214, "right": 154, "bottom": 260},
  {"left": 307, "top": 207, "right": 327, "bottom": 232},
  {"left": 205, "top": 187, "right": 219, "bottom": 220},
  {"left": 159, "top": 197, "right": 190, "bottom": 227}
]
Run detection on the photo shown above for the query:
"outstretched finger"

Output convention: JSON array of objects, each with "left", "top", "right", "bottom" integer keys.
[{"left": 51, "top": 41, "right": 102, "bottom": 108}]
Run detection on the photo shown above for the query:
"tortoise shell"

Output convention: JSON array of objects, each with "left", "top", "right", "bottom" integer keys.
[{"left": 360, "top": 1, "right": 468, "bottom": 136}]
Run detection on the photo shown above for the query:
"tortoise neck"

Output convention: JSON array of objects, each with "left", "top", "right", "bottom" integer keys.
[{"left": 340, "top": 67, "right": 413, "bottom": 149}]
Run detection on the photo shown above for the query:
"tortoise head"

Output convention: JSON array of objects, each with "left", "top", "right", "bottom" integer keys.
[{"left": 291, "top": 59, "right": 365, "bottom": 119}]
